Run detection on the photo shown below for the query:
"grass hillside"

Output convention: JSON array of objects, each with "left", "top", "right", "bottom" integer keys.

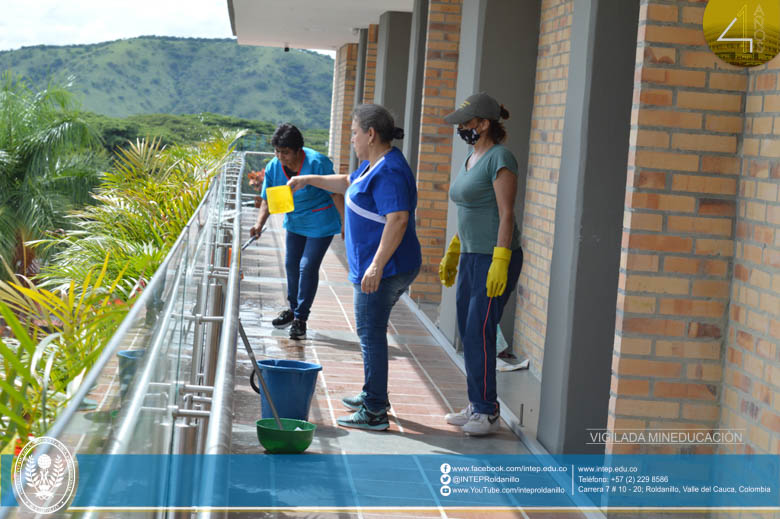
[{"left": 0, "top": 36, "right": 333, "bottom": 128}]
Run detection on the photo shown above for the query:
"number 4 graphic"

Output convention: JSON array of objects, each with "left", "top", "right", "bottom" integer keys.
[{"left": 717, "top": 5, "right": 753, "bottom": 53}]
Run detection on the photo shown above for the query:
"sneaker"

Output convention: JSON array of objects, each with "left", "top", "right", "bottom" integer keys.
[
  {"left": 444, "top": 404, "right": 473, "bottom": 426},
  {"left": 342, "top": 391, "right": 391, "bottom": 411},
  {"left": 462, "top": 411, "right": 500, "bottom": 436},
  {"left": 336, "top": 404, "right": 389, "bottom": 431},
  {"left": 289, "top": 318, "right": 306, "bottom": 340},
  {"left": 272, "top": 309, "right": 294, "bottom": 328}
]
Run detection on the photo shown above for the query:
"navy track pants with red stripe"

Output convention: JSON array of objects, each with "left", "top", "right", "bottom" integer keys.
[{"left": 455, "top": 249, "right": 523, "bottom": 415}]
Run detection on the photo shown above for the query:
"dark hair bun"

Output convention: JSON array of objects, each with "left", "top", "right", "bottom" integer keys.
[
  {"left": 392, "top": 127, "right": 405, "bottom": 140},
  {"left": 499, "top": 105, "right": 510, "bottom": 120}
]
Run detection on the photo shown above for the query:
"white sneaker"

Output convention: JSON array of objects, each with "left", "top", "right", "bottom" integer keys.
[
  {"left": 462, "top": 412, "right": 500, "bottom": 436},
  {"left": 445, "top": 404, "right": 473, "bottom": 426}
]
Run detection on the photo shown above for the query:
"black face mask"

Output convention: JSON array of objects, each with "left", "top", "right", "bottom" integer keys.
[{"left": 457, "top": 127, "right": 480, "bottom": 145}]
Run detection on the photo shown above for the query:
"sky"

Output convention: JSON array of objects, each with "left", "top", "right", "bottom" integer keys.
[{"left": 0, "top": 0, "right": 334, "bottom": 56}]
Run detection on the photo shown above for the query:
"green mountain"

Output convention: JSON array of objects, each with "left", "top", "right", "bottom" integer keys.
[{"left": 0, "top": 36, "right": 334, "bottom": 129}]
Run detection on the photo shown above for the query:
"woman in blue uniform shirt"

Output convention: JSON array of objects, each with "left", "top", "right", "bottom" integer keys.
[
  {"left": 288, "top": 104, "right": 421, "bottom": 430},
  {"left": 250, "top": 123, "right": 343, "bottom": 340}
]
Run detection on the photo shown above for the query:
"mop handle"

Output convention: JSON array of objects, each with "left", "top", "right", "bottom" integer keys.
[
  {"left": 237, "top": 319, "right": 284, "bottom": 430},
  {"left": 240, "top": 235, "right": 257, "bottom": 250},
  {"left": 240, "top": 226, "right": 266, "bottom": 250}
]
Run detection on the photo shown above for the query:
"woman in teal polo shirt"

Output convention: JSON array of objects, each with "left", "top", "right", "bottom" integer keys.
[
  {"left": 249, "top": 123, "right": 342, "bottom": 340},
  {"left": 288, "top": 104, "right": 421, "bottom": 431},
  {"left": 439, "top": 92, "right": 524, "bottom": 436}
]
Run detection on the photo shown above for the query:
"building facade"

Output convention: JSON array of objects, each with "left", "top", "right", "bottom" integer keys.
[{"left": 229, "top": 0, "right": 780, "bottom": 457}]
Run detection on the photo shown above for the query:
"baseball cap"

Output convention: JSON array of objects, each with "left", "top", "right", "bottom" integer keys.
[{"left": 443, "top": 92, "right": 501, "bottom": 124}]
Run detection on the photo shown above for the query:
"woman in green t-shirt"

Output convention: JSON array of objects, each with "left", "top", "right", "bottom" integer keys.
[{"left": 438, "top": 92, "right": 524, "bottom": 436}]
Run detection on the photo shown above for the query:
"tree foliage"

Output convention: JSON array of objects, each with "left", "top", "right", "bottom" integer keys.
[
  {"left": 0, "top": 73, "right": 105, "bottom": 277},
  {"left": 38, "top": 133, "right": 240, "bottom": 296},
  {"left": 0, "top": 132, "right": 238, "bottom": 450},
  {"left": 82, "top": 111, "right": 329, "bottom": 155}
]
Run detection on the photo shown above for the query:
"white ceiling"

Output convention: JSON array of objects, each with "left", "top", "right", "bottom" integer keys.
[{"left": 229, "top": 0, "right": 414, "bottom": 51}]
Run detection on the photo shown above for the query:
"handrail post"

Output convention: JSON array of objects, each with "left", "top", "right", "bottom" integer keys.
[{"left": 198, "top": 155, "right": 244, "bottom": 519}]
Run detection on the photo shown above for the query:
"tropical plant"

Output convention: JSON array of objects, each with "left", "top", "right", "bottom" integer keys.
[
  {"left": 0, "top": 256, "right": 130, "bottom": 450},
  {"left": 0, "top": 72, "right": 105, "bottom": 279},
  {"left": 36, "top": 131, "right": 241, "bottom": 298},
  {"left": 0, "top": 129, "right": 238, "bottom": 449}
]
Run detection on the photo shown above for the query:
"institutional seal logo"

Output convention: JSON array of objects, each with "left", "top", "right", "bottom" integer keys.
[{"left": 12, "top": 437, "right": 78, "bottom": 514}]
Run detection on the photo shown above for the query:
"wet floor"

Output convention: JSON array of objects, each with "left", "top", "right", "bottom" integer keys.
[
  {"left": 231, "top": 210, "right": 589, "bottom": 519},
  {"left": 233, "top": 214, "right": 527, "bottom": 457}
]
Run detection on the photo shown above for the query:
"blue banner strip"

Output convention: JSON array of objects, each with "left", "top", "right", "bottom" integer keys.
[{"left": 2, "top": 454, "right": 778, "bottom": 509}]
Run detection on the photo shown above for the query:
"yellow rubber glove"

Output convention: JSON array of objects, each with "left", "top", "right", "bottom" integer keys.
[
  {"left": 486, "top": 247, "right": 512, "bottom": 297},
  {"left": 438, "top": 234, "right": 461, "bottom": 287}
]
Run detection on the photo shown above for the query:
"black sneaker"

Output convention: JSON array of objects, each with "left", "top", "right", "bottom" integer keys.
[
  {"left": 342, "top": 391, "right": 391, "bottom": 411},
  {"left": 272, "top": 309, "right": 294, "bottom": 328},
  {"left": 336, "top": 404, "right": 389, "bottom": 431},
  {"left": 289, "top": 318, "right": 307, "bottom": 340}
]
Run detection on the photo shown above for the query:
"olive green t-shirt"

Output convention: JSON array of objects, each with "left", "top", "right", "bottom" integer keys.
[{"left": 449, "top": 144, "right": 520, "bottom": 254}]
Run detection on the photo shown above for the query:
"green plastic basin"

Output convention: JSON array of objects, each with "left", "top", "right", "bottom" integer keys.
[{"left": 256, "top": 418, "right": 316, "bottom": 454}]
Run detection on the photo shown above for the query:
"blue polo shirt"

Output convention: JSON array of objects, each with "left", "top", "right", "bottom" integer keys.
[
  {"left": 261, "top": 147, "right": 341, "bottom": 237},
  {"left": 345, "top": 147, "right": 421, "bottom": 284}
]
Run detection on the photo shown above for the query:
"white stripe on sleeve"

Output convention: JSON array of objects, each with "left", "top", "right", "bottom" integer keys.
[{"left": 345, "top": 194, "right": 387, "bottom": 224}]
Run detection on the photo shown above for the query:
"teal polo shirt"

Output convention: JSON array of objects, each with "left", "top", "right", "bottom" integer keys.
[{"left": 261, "top": 147, "right": 341, "bottom": 238}]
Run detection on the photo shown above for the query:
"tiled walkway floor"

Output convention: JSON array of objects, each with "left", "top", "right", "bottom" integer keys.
[
  {"left": 230, "top": 211, "right": 591, "bottom": 519},
  {"left": 233, "top": 215, "right": 526, "bottom": 455}
]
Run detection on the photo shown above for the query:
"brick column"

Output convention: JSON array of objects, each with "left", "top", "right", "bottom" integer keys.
[
  {"left": 363, "top": 24, "right": 379, "bottom": 103},
  {"left": 409, "top": 0, "right": 462, "bottom": 304},
  {"left": 610, "top": 1, "right": 746, "bottom": 454},
  {"left": 328, "top": 43, "right": 358, "bottom": 174},
  {"left": 722, "top": 62, "right": 780, "bottom": 454},
  {"left": 514, "top": 0, "right": 574, "bottom": 375}
]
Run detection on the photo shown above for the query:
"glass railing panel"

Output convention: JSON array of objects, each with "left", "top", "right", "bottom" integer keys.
[{"left": 1, "top": 153, "right": 244, "bottom": 518}]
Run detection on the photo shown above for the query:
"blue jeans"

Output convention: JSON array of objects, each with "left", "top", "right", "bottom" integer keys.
[
  {"left": 285, "top": 231, "right": 334, "bottom": 321},
  {"left": 456, "top": 249, "right": 523, "bottom": 415},
  {"left": 353, "top": 267, "right": 420, "bottom": 413}
]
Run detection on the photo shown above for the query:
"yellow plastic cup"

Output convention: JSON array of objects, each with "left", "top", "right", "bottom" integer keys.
[{"left": 266, "top": 185, "right": 295, "bottom": 214}]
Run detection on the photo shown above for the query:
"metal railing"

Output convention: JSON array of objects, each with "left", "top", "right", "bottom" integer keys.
[{"left": 1, "top": 153, "right": 249, "bottom": 519}]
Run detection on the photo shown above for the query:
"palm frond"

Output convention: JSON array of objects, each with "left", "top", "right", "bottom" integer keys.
[
  {"left": 0, "top": 149, "right": 13, "bottom": 174},
  {"left": 22, "top": 117, "right": 100, "bottom": 174},
  {"left": 0, "top": 73, "right": 102, "bottom": 277},
  {"left": 0, "top": 128, "right": 238, "bottom": 444}
]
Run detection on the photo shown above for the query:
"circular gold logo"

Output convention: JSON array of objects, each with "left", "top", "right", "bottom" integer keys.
[{"left": 703, "top": 0, "right": 780, "bottom": 67}]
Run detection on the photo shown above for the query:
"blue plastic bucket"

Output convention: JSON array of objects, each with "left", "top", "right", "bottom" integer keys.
[
  {"left": 249, "top": 359, "right": 322, "bottom": 421},
  {"left": 117, "top": 349, "right": 146, "bottom": 402}
]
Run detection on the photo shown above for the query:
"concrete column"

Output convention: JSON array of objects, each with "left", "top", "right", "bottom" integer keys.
[
  {"left": 327, "top": 55, "right": 340, "bottom": 161},
  {"left": 350, "top": 28, "right": 368, "bottom": 173},
  {"left": 408, "top": 0, "right": 462, "bottom": 304},
  {"left": 537, "top": 0, "right": 639, "bottom": 454},
  {"left": 437, "top": 0, "right": 484, "bottom": 344},
  {"left": 354, "top": 28, "right": 368, "bottom": 106},
  {"left": 375, "top": 11, "right": 413, "bottom": 129},
  {"left": 402, "top": 0, "right": 428, "bottom": 174},
  {"left": 439, "top": 0, "right": 540, "bottom": 346}
]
